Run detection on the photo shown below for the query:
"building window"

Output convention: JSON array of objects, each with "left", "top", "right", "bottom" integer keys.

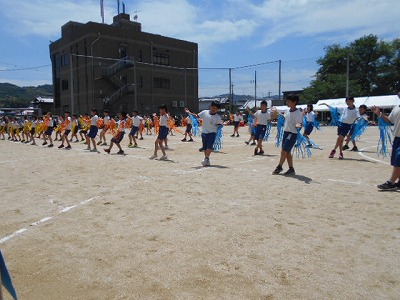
[
  {"left": 138, "top": 50, "right": 143, "bottom": 62},
  {"left": 153, "top": 52, "right": 170, "bottom": 66},
  {"left": 153, "top": 77, "right": 170, "bottom": 89},
  {"left": 172, "top": 101, "right": 177, "bottom": 108},
  {"left": 139, "top": 76, "right": 143, "bottom": 88},
  {"left": 61, "top": 80, "right": 69, "bottom": 90},
  {"left": 179, "top": 101, "right": 185, "bottom": 108},
  {"left": 61, "top": 54, "right": 69, "bottom": 66}
]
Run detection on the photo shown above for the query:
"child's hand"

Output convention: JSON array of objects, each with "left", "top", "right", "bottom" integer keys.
[{"left": 295, "top": 123, "right": 302, "bottom": 128}]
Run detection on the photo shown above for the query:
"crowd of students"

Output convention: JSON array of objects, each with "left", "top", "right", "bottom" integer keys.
[{"left": 1, "top": 93, "right": 399, "bottom": 191}]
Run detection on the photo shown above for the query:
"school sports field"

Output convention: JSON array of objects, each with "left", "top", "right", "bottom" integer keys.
[{"left": 0, "top": 126, "right": 399, "bottom": 300}]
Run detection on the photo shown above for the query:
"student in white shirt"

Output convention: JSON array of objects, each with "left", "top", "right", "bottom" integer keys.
[
  {"left": 373, "top": 93, "right": 400, "bottom": 190},
  {"left": 187, "top": 101, "right": 222, "bottom": 166},
  {"left": 323, "top": 97, "right": 359, "bottom": 159},
  {"left": 85, "top": 109, "right": 99, "bottom": 152},
  {"left": 343, "top": 105, "right": 368, "bottom": 152},
  {"left": 273, "top": 94, "right": 304, "bottom": 175},
  {"left": 253, "top": 100, "right": 274, "bottom": 155},
  {"left": 128, "top": 110, "right": 143, "bottom": 148},
  {"left": 231, "top": 111, "right": 243, "bottom": 137},
  {"left": 181, "top": 112, "right": 194, "bottom": 142},
  {"left": 303, "top": 104, "right": 317, "bottom": 146}
]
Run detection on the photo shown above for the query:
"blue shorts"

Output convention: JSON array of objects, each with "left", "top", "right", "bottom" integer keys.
[
  {"left": 391, "top": 137, "right": 400, "bottom": 167},
  {"left": 157, "top": 126, "right": 168, "bottom": 140},
  {"left": 282, "top": 131, "right": 297, "bottom": 152},
  {"left": 250, "top": 126, "right": 256, "bottom": 135},
  {"left": 337, "top": 123, "right": 352, "bottom": 137},
  {"left": 64, "top": 130, "right": 71, "bottom": 136},
  {"left": 44, "top": 127, "right": 54, "bottom": 136},
  {"left": 111, "top": 131, "right": 125, "bottom": 144},
  {"left": 254, "top": 125, "right": 267, "bottom": 141},
  {"left": 130, "top": 126, "right": 139, "bottom": 136},
  {"left": 202, "top": 132, "right": 216, "bottom": 150},
  {"left": 87, "top": 125, "right": 98, "bottom": 138},
  {"left": 186, "top": 124, "right": 192, "bottom": 133},
  {"left": 234, "top": 121, "right": 240, "bottom": 128},
  {"left": 304, "top": 122, "right": 314, "bottom": 135}
]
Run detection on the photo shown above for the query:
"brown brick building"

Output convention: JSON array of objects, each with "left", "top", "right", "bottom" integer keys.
[{"left": 50, "top": 13, "right": 198, "bottom": 115}]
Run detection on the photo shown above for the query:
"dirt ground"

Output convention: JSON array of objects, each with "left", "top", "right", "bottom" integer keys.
[{"left": 0, "top": 125, "right": 399, "bottom": 300}]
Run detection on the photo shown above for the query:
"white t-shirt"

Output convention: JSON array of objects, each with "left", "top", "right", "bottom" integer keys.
[
  {"left": 47, "top": 118, "right": 54, "bottom": 127},
  {"left": 339, "top": 107, "right": 359, "bottom": 124},
  {"left": 254, "top": 110, "right": 271, "bottom": 125},
  {"left": 132, "top": 115, "right": 143, "bottom": 127},
  {"left": 198, "top": 110, "right": 222, "bottom": 134},
  {"left": 389, "top": 105, "right": 400, "bottom": 137},
  {"left": 91, "top": 115, "right": 99, "bottom": 126},
  {"left": 233, "top": 114, "right": 243, "bottom": 122},
  {"left": 306, "top": 111, "right": 315, "bottom": 122},
  {"left": 186, "top": 115, "right": 192, "bottom": 124},
  {"left": 66, "top": 116, "right": 72, "bottom": 130},
  {"left": 104, "top": 115, "right": 110, "bottom": 125},
  {"left": 117, "top": 119, "right": 127, "bottom": 133},
  {"left": 159, "top": 114, "right": 169, "bottom": 127},
  {"left": 283, "top": 109, "right": 303, "bottom": 133}
]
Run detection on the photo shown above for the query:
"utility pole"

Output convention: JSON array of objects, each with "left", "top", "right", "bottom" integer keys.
[
  {"left": 278, "top": 59, "right": 282, "bottom": 103},
  {"left": 254, "top": 70, "right": 257, "bottom": 108},
  {"left": 69, "top": 53, "right": 74, "bottom": 114},
  {"left": 229, "top": 68, "right": 232, "bottom": 112},
  {"left": 346, "top": 52, "right": 350, "bottom": 98},
  {"left": 133, "top": 57, "right": 138, "bottom": 109}
]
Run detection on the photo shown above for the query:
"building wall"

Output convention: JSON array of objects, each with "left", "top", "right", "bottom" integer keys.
[{"left": 50, "top": 14, "right": 198, "bottom": 116}]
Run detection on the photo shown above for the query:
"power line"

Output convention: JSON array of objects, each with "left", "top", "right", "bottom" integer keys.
[{"left": 0, "top": 64, "right": 51, "bottom": 72}]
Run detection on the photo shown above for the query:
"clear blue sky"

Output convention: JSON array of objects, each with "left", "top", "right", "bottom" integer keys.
[{"left": 0, "top": 0, "right": 399, "bottom": 97}]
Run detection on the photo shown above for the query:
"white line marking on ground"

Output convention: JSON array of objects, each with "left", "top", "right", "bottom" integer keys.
[
  {"left": 0, "top": 197, "right": 98, "bottom": 245},
  {"left": 327, "top": 179, "right": 361, "bottom": 185},
  {"left": 359, "top": 146, "right": 390, "bottom": 165},
  {"left": 0, "top": 228, "right": 27, "bottom": 244}
]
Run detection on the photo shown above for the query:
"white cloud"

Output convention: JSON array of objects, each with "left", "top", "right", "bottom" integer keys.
[{"left": 246, "top": 0, "right": 400, "bottom": 46}]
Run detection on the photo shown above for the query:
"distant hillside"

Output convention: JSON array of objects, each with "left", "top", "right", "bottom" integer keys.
[{"left": 0, "top": 83, "right": 53, "bottom": 108}]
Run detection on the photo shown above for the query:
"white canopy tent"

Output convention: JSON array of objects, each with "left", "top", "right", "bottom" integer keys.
[{"left": 313, "top": 95, "right": 400, "bottom": 112}]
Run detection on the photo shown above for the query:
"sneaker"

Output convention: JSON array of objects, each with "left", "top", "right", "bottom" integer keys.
[
  {"left": 250, "top": 142, "right": 256, "bottom": 146},
  {"left": 101, "top": 142, "right": 107, "bottom": 146},
  {"left": 188, "top": 139, "right": 194, "bottom": 142},
  {"left": 284, "top": 168, "right": 296, "bottom": 175},
  {"left": 259, "top": 150, "right": 265, "bottom": 155},
  {"left": 351, "top": 146, "right": 358, "bottom": 152},
  {"left": 164, "top": 145, "right": 169, "bottom": 150},
  {"left": 245, "top": 141, "right": 249, "bottom": 145},
  {"left": 231, "top": 134, "right": 235, "bottom": 137},
  {"left": 42, "top": 141, "right": 47, "bottom": 146},
  {"left": 149, "top": 154, "right": 157, "bottom": 160},
  {"left": 133, "top": 144, "right": 138, "bottom": 147},
  {"left": 254, "top": 148, "right": 259, "bottom": 155},
  {"left": 65, "top": 145, "right": 72, "bottom": 150},
  {"left": 342, "top": 145, "right": 349, "bottom": 151},
  {"left": 117, "top": 150, "right": 124, "bottom": 155},
  {"left": 48, "top": 144, "right": 54, "bottom": 148},
  {"left": 339, "top": 152, "right": 344, "bottom": 159},
  {"left": 84, "top": 147, "right": 91, "bottom": 151},
  {"left": 159, "top": 155, "right": 168, "bottom": 160},
  {"left": 58, "top": 144, "right": 64, "bottom": 149},
  {"left": 236, "top": 134, "right": 240, "bottom": 137},
  {"left": 272, "top": 165, "right": 283, "bottom": 175},
  {"left": 199, "top": 147, "right": 205, "bottom": 152},
  {"left": 202, "top": 157, "right": 210, "bottom": 166},
  {"left": 181, "top": 138, "right": 187, "bottom": 142},
  {"left": 97, "top": 141, "right": 102, "bottom": 145},
  {"left": 377, "top": 181, "right": 397, "bottom": 191},
  {"left": 90, "top": 148, "right": 99, "bottom": 153},
  {"left": 395, "top": 181, "right": 400, "bottom": 189},
  {"left": 139, "top": 137, "right": 144, "bottom": 140},
  {"left": 104, "top": 149, "right": 110, "bottom": 154},
  {"left": 329, "top": 150, "right": 336, "bottom": 158},
  {"left": 128, "top": 143, "right": 133, "bottom": 148}
]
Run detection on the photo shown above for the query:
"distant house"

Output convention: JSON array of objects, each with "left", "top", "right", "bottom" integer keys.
[{"left": 28, "top": 96, "right": 54, "bottom": 115}]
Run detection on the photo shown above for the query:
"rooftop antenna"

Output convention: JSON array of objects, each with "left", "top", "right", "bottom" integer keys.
[
  {"left": 117, "top": 0, "right": 120, "bottom": 15},
  {"left": 122, "top": 1, "right": 126, "bottom": 14},
  {"left": 100, "top": 0, "right": 104, "bottom": 23}
]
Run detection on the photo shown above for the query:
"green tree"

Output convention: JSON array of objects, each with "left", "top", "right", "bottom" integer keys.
[{"left": 302, "top": 35, "right": 400, "bottom": 103}]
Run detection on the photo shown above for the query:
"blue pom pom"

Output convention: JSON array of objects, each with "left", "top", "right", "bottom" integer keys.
[
  {"left": 213, "top": 125, "right": 224, "bottom": 151},
  {"left": 275, "top": 114, "right": 285, "bottom": 147}
]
